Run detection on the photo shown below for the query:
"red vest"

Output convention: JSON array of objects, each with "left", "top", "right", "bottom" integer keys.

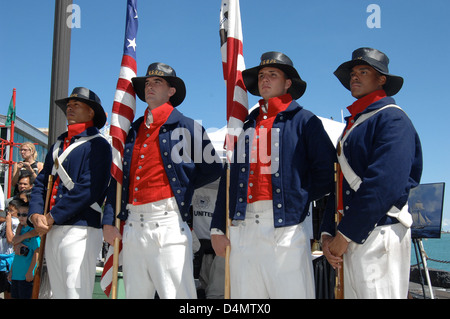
[
  {"left": 128, "top": 103, "right": 174, "bottom": 205},
  {"left": 247, "top": 94, "right": 291, "bottom": 203}
]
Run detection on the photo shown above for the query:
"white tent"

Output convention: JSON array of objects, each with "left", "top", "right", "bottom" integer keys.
[
  {"left": 318, "top": 116, "right": 345, "bottom": 148},
  {"left": 205, "top": 116, "right": 345, "bottom": 155}
]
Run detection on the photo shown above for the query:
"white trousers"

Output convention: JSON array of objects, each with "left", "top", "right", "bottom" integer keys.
[
  {"left": 122, "top": 198, "right": 196, "bottom": 299},
  {"left": 344, "top": 223, "right": 411, "bottom": 299},
  {"left": 45, "top": 225, "right": 102, "bottom": 299},
  {"left": 229, "top": 200, "right": 315, "bottom": 299}
]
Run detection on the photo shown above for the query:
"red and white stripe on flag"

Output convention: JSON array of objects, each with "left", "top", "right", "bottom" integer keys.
[
  {"left": 101, "top": 0, "right": 138, "bottom": 297},
  {"left": 100, "top": 220, "right": 124, "bottom": 297},
  {"left": 220, "top": 0, "right": 248, "bottom": 160},
  {"left": 109, "top": 54, "right": 137, "bottom": 183},
  {"left": 109, "top": 0, "right": 138, "bottom": 184}
]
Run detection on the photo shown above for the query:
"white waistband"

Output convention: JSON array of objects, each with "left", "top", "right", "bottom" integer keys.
[
  {"left": 246, "top": 200, "right": 273, "bottom": 216},
  {"left": 126, "top": 197, "right": 183, "bottom": 226}
]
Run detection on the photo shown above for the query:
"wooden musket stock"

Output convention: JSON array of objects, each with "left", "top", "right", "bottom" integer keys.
[
  {"left": 334, "top": 163, "right": 344, "bottom": 299},
  {"left": 31, "top": 175, "right": 54, "bottom": 299}
]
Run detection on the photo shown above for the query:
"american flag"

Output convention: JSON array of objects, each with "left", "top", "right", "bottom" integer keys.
[
  {"left": 109, "top": 0, "right": 138, "bottom": 184},
  {"left": 100, "top": 0, "right": 138, "bottom": 297},
  {"left": 220, "top": 0, "right": 248, "bottom": 160}
]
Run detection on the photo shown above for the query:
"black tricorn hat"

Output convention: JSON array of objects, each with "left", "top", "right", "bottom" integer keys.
[
  {"left": 55, "top": 87, "right": 107, "bottom": 129},
  {"left": 242, "top": 51, "right": 307, "bottom": 100},
  {"left": 132, "top": 62, "right": 186, "bottom": 107},
  {"left": 334, "top": 47, "right": 404, "bottom": 96}
]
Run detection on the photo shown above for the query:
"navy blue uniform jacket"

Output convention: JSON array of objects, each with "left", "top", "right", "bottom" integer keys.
[
  {"left": 211, "top": 100, "right": 336, "bottom": 233},
  {"left": 29, "top": 127, "right": 112, "bottom": 229},
  {"left": 102, "top": 108, "right": 222, "bottom": 226},
  {"left": 320, "top": 97, "right": 423, "bottom": 244}
]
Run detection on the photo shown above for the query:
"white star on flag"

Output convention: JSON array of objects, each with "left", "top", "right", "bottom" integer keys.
[{"left": 127, "top": 38, "right": 137, "bottom": 51}]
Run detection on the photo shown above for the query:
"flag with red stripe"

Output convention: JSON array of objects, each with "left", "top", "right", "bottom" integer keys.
[
  {"left": 109, "top": 0, "right": 138, "bottom": 184},
  {"left": 220, "top": 0, "right": 248, "bottom": 160},
  {"left": 101, "top": 0, "right": 138, "bottom": 297},
  {"left": 100, "top": 220, "right": 124, "bottom": 297}
]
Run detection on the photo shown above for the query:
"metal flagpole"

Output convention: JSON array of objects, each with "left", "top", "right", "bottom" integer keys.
[{"left": 48, "top": 0, "right": 72, "bottom": 146}]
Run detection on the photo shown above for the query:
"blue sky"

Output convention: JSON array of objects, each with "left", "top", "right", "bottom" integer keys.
[{"left": 2, "top": 0, "right": 450, "bottom": 230}]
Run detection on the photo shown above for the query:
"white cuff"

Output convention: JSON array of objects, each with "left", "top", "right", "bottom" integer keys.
[{"left": 210, "top": 228, "right": 225, "bottom": 236}]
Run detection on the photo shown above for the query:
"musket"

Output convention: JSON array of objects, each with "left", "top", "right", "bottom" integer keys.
[
  {"left": 31, "top": 175, "right": 54, "bottom": 299},
  {"left": 334, "top": 162, "right": 344, "bottom": 299}
]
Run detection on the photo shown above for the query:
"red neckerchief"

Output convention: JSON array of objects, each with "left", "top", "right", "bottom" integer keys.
[
  {"left": 344, "top": 90, "right": 386, "bottom": 135},
  {"left": 50, "top": 121, "right": 94, "bottom": 210},
  {"left": 258, "top": 93, "right": 292, "bottom": 118}
]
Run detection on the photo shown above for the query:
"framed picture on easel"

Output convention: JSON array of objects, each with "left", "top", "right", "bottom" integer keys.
[{"left": 408, "top": 182, "right": 445, "bottom": 239}]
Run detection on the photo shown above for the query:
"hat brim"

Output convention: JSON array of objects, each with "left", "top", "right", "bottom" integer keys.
[
  {"left": 242, "top": 64, "right": 306, "bottom": 100},
  {"left": 334, "top": 60, "right": 404, "bottom": 96},
  {"left": 55, "top": 97, "right": 107, "bottom": 129},
  {"left": 132, "top": 76, "right": 186, "bottom": 107}
]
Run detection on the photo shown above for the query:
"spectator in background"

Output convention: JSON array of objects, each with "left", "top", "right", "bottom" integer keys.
[
  {"left": 11, "top": 142, "right": 43, "bottom": 195},
  {"left": 0, "top": 199, "right": 21, "bottom": 298},
  {"left": 5, "top": 173, "right": 34, "bottom": 211},
  {"left": 12, "top": 191, "right": 38, "bottom": 254},
  {"left": 18, "top": 189, "right": 32, "bottom": 203},
  {"left": 8, "top": 200, "right": 40, "bottom": 299},
  {"left": 15, "top": 174, "right": 34, "bottom": 195},
  {"left": 0, "top": 184, "right": 6, "bottom": 221},
  {"left": 192, "top": 181, "right": 224, "bottom": 299}
]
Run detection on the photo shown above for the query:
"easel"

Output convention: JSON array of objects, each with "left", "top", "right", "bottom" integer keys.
[
  {"left": 412, "top": 238, "right": 434, "bottom": 299},
  {"left": 409, "top": 182, "right": 446, "bottom": 299}
]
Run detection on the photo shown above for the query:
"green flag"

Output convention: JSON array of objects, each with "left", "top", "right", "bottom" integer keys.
[{"left": 5, "top": 95, "right": 15, "bottom": 126}]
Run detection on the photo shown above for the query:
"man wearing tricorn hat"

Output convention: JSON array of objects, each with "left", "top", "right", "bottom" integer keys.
[
  {"left": 29, "top": 87, "right": 112, "bottom": 298},
  {"left": 211, "top": 52, "right": 336, "bottom": 298},
  {"left": 102, "top": 63, "right": 222, "bottom": 299},
  {"left": 320, "top": 48, "right": 423, "bottom": 298}
]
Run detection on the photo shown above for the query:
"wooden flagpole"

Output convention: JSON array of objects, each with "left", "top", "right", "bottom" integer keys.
[
  {"left": 224, "top": 165, "right": 231, "bottom": 299},
  {"left": 110, "top": 182, "right": 122, "bottom": 299}
]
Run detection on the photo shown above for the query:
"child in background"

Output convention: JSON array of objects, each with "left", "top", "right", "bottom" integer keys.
[
  {"left": 12, "top": 191, "right": 38, "bottom": 246},
  {"left": 8, "top": 200, "right": 40, "bottom": 299},
  {"left": 18, "top": 189, "right": 32, "bottom": 203},
  {"left": 0, "top": 199, "right": 20, "bottom": 299}
]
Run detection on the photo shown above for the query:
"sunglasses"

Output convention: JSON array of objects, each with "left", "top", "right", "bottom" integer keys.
[{"left": 17, "top": 213, "right": 28, "bottom": 217}]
